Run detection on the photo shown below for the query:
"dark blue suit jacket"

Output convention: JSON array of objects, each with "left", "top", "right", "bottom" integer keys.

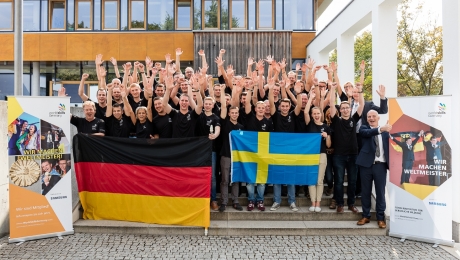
[
  {"left": 356, "top": 125, "right": 389, "bottom": 169},
  {"left": 392, "top": 135, "right": 420, "bottom": 162}
]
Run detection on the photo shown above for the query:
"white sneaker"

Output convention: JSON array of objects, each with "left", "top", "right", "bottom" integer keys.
[
  {"left": 309, "top": 206, "right": 315, "bottom": 212},
  {"left": 270, "top": 202, "right": 280, "bottom": 211},
  {"left": 315, "top": 207, "right": 322, "bottom": 212},
  {"left": 290, "top": 202, "right": 299, "bottom": 212}
]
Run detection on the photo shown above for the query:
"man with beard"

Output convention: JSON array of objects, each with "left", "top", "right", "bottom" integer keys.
[{"left": 152, "top": 97, "right": 172, "bottom": 138}]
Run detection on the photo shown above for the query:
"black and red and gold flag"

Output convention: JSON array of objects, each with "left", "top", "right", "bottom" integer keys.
[{"left": 73, "top": 134, "right": 212, "bottom": 227}]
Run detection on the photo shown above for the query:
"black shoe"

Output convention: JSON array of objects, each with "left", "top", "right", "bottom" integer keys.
[
  {"left": 355, "top": 193, "right": 362, "bottom": 198},
  {"left": 233, "top": 203, "right": 243, "bottom": 211},
  {"left": 218, "top": 204, "right": 226, "bottom": 212}
]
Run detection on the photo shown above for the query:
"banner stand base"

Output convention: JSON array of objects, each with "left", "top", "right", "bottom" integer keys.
[
  {"left": 8, "top": 230, "right": 74, "bottom": 243},
  {"left": 390, "top": 232, "right": 454, "bottom": 247}
]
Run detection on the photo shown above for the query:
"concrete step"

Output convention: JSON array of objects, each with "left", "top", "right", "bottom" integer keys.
[
  {"left": 220, "top": 193, "right": 361, "bottom": 207},
  {"left": 73, "top": 218, "right": 386, "bottom": 236},
  {"left": 211, "top": 206, "right": 372, "bottom": 221}
]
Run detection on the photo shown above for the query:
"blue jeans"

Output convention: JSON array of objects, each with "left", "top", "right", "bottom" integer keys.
[
  {"left": 332, "top": 155, "right": 357, "bottom": 206},
  {"left": 273, "top": 184, "right": 295, "bottom": 204},
  {"left": 246, "top": 183, "right": 266, "bottom": 202},
  {"left": 211, "top": 152, "right": 217, "bottom": 202}
]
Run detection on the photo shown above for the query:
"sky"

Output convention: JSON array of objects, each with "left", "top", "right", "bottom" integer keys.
[{"left": 316, "top": 0, "right": 443, "bottom": 34}]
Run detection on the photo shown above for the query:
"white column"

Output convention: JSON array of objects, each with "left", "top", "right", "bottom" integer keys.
[
  {"left": 371, "top": 1, "right": 399, "bottom": 104},
  {"left": 337, "top": 33, "right": 355, "bottom": 85},
  {"left": 442, "top": 0, "right": 460, "bottom": 242},
  {"left": 32, "top": 62, "right": 40, "bottom": 96}
]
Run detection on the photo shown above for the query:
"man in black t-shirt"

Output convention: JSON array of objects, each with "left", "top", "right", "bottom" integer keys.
[
  {"left": 162, "top": 76, "right": 203, "bottom": 138},
  {"left": 70, "top": 100, "right": 105, "bottom": 136},
  {"left": 328, "top": 83, "right": 364, "bottom": 214},
  {"left": 105, "top": 84, "right": 132, "bottom": 137},
  {"left": 78, "top": 73, "right": 108, "bottom": 119},
  {"left": 244, "top": 88, "right": 273, "bottom": 212},
  {"left": 268, "top": 78, "right": 302, "bottom": 212},
  {"left": 218, "top": 87, "right": 244, "bottom": 212},
  {"left": 151, "top": 97, "right": 172, "bottom": 138}
]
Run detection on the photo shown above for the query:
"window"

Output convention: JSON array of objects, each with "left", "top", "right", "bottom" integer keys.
[
  {"left": 284, "top": 0, "right": 313, "bottom": 30},
  {"left": 129, "top": 0, "right": 145, "bottom": 29},
  {"left": 176, "top": 0, "right": 191, "bottom": 30},
  {"left": 147, "top": 0, "right": 174, "bottom": 30},
  {"left": 203, "top": 0, "right": 219, "bottom": 29},
  {"left": 103, "top": 0, "right": 119, "bottom": 29},
  {"left": 49, "top": 0, "right": 66, "bottom": 30},
  {"left": 76, "top": 0, "right": 92, "bottom": 29},
  {"left": 68, "top": 0, "right": 75, "bottom": 30},
  {"left": 94, "top": 0, "right": 101, "bottom": 30},
  {"left": 24, "top": 0, "right": 41, "bottom": 31},
  {"left": 0, "top": 0, "right": 13, "bottom": 31},
  {"left": 193, "top": 0, "right": 201, "bottom": 29},
  {"left": 257, "top": 0, "right": 273, "bottom": 29},
  {"left": 220, "top": 0, "right": 227, "bottom": 29},
  {"left": 229, "top": 0, "right": 245, "bottom": 29},
  {"left": 248, "top": 0, "right": 254, "bottom": 30}
]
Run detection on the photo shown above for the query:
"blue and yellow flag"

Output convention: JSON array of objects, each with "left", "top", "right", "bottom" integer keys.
[{"left": 230, "top": 131, "right": 321, "bottom": 185}]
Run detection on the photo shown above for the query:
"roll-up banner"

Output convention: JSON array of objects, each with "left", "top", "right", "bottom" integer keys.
[
  {"left": 388, "top": 96, "right": 453, "bottom": 246},
  {"left": 7, "top": 97, "right": 73, "bottom": 243}
]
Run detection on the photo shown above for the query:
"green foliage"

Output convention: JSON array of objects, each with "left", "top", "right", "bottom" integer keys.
[
  {"left": 397, "top": 0, "right": 443, "bottom": 96},
  {"left": 130, "top": 20, "right": 145, "bottom": 29},
  {"left": 148, "top": 13, "right": 174, "bottom": 30}
]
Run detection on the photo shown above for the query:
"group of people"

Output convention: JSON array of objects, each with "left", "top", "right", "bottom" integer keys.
[{"left": 65, "top": 49, "right": 393, "bottom": 229}]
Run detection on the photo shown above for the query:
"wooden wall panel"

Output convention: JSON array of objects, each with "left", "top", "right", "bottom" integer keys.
[
  {"left": 24, "top": 34, "right": 40, "bottom": 61},
  {"left": 194, "top": 31, "right": 292, "bottom": 76},
  {"left": 92, "top": 34, "right": 120, "bottom": 59},
  {"left": 39, "top": 34, "right": 67, "bottom": 60},
  {"left": 292, "top": 32, "right": 315, "bottom": 59},
  {"left": 119, "top": 34, "right": 147, "bottom": 61},
  {"left": 0, "top": 34, "right": 14, "bottom": 60},
  {"left": 67, "top": 34, "right": 93, "bottom": 60}
]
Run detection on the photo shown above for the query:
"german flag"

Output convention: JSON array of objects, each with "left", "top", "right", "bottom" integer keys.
[{"left": 73, "top": 134, "right": 212, "bottom": 227}]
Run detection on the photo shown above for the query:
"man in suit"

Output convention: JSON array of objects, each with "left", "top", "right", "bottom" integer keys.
[
  {"left": 390, "top": 131, "right": 422, "bottom": 184},
  {"left": 356, "top": 110, "right": 391, "bottom": 229},
  {"left": 421, "top": 131, "right": 446, "bottom": 186}
]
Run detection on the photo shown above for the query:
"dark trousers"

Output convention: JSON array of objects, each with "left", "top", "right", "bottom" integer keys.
[
  {"left": 400, "top": 160, "right": 413, "bottom": 184},
  {"left": 360, "top": 163, "right": 387, "bottom": 220},
  {"left": 333, "top": 155, "right": 358, "bottom": 206}
]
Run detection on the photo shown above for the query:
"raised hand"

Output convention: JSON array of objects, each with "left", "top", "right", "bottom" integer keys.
[
  {"left": 145, "top": 56, "right": 152, "bottom": 67},
  {"left": 360, "top": 60, "right": 365, "bottom": 71},
  {"left": 265, "top": 55, "right": 274, "bottom": 65},
  {"left": 376, "top": 84, "right": 386, "bottom": 99},
  {"left": 278, "top": 58, "right": 287, "bottom": 70},
  {"left": 175, "top": 48, "right": 183, "bottom": 56},
  {"left": 322, "top": 64, "right": 329, "bottom": 71},
  {"left": 294, "top": 81, "right": 302, "bottom": 93},
  {"left": 110, "top": 57, "right": 117, "bottom": 66},
  {"left": 165, "top": 53, "right": 173, "bottom": 64},
  {"left": 155, "top": 62, "right": 162, "bottom": 70},
  {"left": 81, "top": 73, "right": 89, "bottom": 81},
  {"left": 330, "top": 61, "right": 337, "bottom": 72},
  {"left": 220, "top": 49, "right": 226, "bottom": 54},
  {"left": 99, "top": 66, "right": 107, "bottom": 77},
  {"left": 198, "top": 49, "right": 205, "bottom": 56},
  {"left": 226, "top": 65, "right": 234, "bottom": 77},
  {"left": 248, "top": 57, "right": 255, "bottom": 67},
  {"left": 214, "top": 56, "right": 225, "bottom": 67},
  {"left": 381, "top": 120, "right": 392, "bottom": 132},
  {"left": 314, "top": 65, "right": 322, "bottom": 72},
  {"left": 296, "top": 63, "right": 301, "bottom": 71},
  {"left": 310, "top": 91, "right": 316, "bottom": 100},
  {"left": 95, "top": 54, "right": 103, "bottom": 66},
  {"left": 58, "top": 86, "right": 66, "bottom": 97},
  {"left": 301, "top": 63, "right": 308, "bottom": 73},
  {"left": 306, "top": 58, "right": 315, "bottom": 70},
  {"left": 107, "top": 83, "right": 114, "bottom": 91},
  {"left": 138, "top": 63, "right": 145, "bottom": 72}
]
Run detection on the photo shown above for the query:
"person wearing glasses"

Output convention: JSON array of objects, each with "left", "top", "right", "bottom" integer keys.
[{"left": 328, "top": 81, "right": 364, "bottom": 214}]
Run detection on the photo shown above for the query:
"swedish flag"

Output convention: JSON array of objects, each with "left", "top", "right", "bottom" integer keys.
[{"left": 230, "top": 131, "right": 321, "bottom": 185}]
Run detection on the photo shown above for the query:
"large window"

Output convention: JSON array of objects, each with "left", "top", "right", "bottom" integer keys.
[
  {"left": 24, "top": 0, "right": 41, "bottom": 31},
  {"left": 76, "top": 0, "right": 92, "bottom": 29},
  {"left": 94, "top": 0, "right": 101, "bottom": 30},
  {"left": 148, "top": 0, "right": 174, "bottom": 30},
  {"left": 229, "top": 0, "right": 245, "bottom": 29},
  {"left": 49, "top": 0, "right": 66, "bottom": 30},
  {"left": 193, "top": 0, "right": 201, "bottom": 29},
  {"left": 129, "top": 0, "right": 145, "bottom": 29},
  {"left": 103, "top": 0, "right": 118, "bottom": 29},
  {"left": 203, "top": 0, "right": 219, "bottom": 29},
  {"left": 176, "top": 0, "right": 191, "bottom": 30},
  {"left": 284, "top": 0, "right": 313, "bottom": 30},
  {"left": 0, "top": 0, "right": 13, "bottom": 31},
  {"left": 257, "top": 0, "right": 273, "bottom": 29}
]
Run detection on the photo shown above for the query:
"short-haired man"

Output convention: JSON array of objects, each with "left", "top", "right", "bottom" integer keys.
[
  {"left": 105, "top": 83, "right": 133, "bottom": 137},
  {"left": 70, "top": 100, "right": 106, "bottom": 136},
  {"left": 151, "top": 97, "right": 172, "bottom": 138},
  {"left": 268, "top": 78, "right": 302, "bottom": 212},
  {"left": 328, "top": 82, "right": 364, "bottom": 214},
  {"left": 421, "top": 131, "right": 446, "bottom": 186},
  {"left": 41, "top": 160, "right": 61, "bottom": 195},
  {"left": 78, "top": 73, "right": 108, "bottom": 119},
  {"left": 390, "top": 131, "right": 422, "bottom": 184}
]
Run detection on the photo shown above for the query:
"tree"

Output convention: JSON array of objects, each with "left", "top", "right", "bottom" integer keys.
[{"left": 397, "top": 0, "right": 443, "bottom": 96}]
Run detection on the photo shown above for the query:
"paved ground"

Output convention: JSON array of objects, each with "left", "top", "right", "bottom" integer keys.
[{"left": 0, "top": 234, "right": 457, "bottom": 259}]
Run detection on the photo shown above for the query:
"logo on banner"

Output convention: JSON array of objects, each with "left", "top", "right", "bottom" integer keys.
[
  {"left": 49, "top": 104, "right": 66, "bottom": 117},
  {"left": 428, "top": 103, "right": 447, "bottom": 118}
]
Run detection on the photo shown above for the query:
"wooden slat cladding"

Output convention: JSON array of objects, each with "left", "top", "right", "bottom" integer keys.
[{"left": 194, "top": 31, "right": 292, "bottom": 77}]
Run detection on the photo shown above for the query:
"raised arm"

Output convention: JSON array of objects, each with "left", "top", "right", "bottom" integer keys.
[
  {"left": 198, "top": 49, "right": 207, "bottom": 70},
  {"left": 359, "top": 60, "right": 365, "bottom": 86},
  {"left": 257, "top": 60, "right": 266, "bottom": 98},
  {"left": 162, "top": 76, "right": 174, "bottom": 114},
  {"left": 191, "top": 75, "right": 203, "bottom": 115},
  {"left": 95, "top": 54, "right": 103, "bottom": 81},
  {"left": 78, "top": 73, "right": 90, "bottom": 101},
  {"left": 304, "top": 91, "right": 315, "bottom": 125},
  {"left": 220, "top": 85, "right": 228, "bottom": 119},
  {"left": 356, "top": 84, "right": 365, "bottom": 117},
  {"left": 247, "top": 57, "right": 255, "bottom": 77},
  {"left": 293, "top": 81, "right": 302, "bottom": 116},
  {"left": 329, "top": 83, "right": 337, "bottom": 118},
  {"left": 268, "top": 78, "right": 276, "bottom": 115},
  {"left": 110, "top": 57, "right": 121, "bottom": 78},
  {"left": 175, "top": 48, "right": 183, "bottom": 74},
  {"left": 330, "top": 61, "right": 342, "bottom": 97},
  {"left": 106, "top": 83, "right": 114, "bottom": 117}
]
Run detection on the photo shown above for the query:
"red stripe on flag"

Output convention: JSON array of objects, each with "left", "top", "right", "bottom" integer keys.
[{"left": 75, "top": 162, "right": 211, "bottom": 198}]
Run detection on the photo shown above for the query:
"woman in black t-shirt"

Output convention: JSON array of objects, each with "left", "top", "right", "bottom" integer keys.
[
  {"left": 128, "top": 99, "right": 155, "bottom": 139},
  {"left": 305, "top": 92, "right": 331, "bottom": 213}
]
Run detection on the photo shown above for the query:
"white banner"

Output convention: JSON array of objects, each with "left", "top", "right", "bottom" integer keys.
[
  {"left": 388, "top": 96, "right": 453, "bottom": 246},
  {"left": 7, "top": 96, "right": 73, "bottom": 242}
]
